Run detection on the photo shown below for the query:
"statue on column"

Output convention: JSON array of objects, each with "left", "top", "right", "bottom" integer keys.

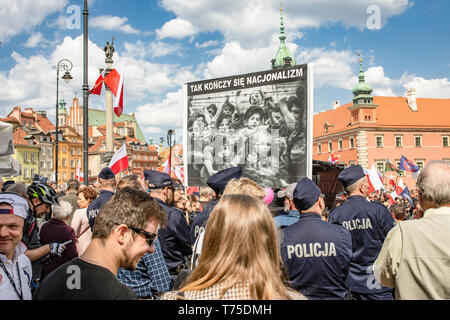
[{"left": 104, "top": 36, "right": 115, "bottom": 63}]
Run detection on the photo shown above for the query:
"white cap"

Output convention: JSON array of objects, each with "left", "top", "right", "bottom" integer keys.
[
  {"left": 0, "top": 193, "right": 30, "bottom": 219},
  {"left": 277, "top": 183, "right": 297, "bottom": 200}
]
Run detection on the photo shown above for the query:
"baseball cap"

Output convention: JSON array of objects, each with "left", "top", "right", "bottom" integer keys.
[
  {"left": 0, "top": 193, "right": 30, "bottom": 219},
  {"left": 277, "top": 183, "right": 297, "bottom": 200}
]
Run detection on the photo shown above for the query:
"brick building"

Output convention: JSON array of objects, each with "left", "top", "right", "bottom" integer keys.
[{"left": 313, "top": 61, "right": 450, "bottom": 189}]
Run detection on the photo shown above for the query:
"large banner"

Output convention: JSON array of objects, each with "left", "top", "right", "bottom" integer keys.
[{"left": 183, "top": 64, "right": 313, "bottom": 188}]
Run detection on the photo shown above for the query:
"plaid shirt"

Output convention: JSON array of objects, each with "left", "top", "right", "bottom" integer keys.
[{"left": 117, "top": 239, "right": 172, "bottom": 299}]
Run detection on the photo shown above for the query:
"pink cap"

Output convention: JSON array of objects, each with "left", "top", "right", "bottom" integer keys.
[{"left": 263, "top": 188, "right": 274, "bottom": 205}]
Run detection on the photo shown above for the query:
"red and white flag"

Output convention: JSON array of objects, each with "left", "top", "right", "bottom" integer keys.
[
  {"left": 364, "top": 164, "right": 383, "bottom": 194},
  {"left": 160, "top": 159, "right": 169, "bottom": 174},
  {"left": 108, "top": 144, "right": 129, "bottom": 175},
  {"left": 395, "top": 178, "right": 406, "bottom": 195},
  {"left": 89, "top": 68, "right": 106, "bottom": 95},
  {"left": 75, "top": 159, "right": 84, "bottom": 182},
  {"left": 388, "top": 190, "right": 398, "bottom": 205},
  {"left": 388, "top": 175, "right": 396, "bottom": 187},
  {"left": 103, "top": 60, "right": 126, "bottom": 117},
  {"left": 173, "top": 166, "right": 184, "bottom": 182}
]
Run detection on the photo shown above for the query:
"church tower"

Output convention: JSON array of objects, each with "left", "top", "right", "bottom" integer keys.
[
  {"left": 348, "top": 58, "right": 378, "bottom": 125},
  {"left": 271, "top": 3, "right": 296, "bottom": 69}
]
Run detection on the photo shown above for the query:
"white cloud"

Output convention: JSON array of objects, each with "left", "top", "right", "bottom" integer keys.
[
  {"left": 159, "top": 0, "right": 411, "bottom": 47},
  {"left": 156, "top": 18, "right": 198, "bottom": 40},
  {"left": 401, "top": 76, "right": 450, "bottom": 99},
  {"left": 365, "top": 66, "right": 396, "bottom": 96},
  {"left": 195, "top": 40, "right": 219, "bottom": 48},
  {"left": 23, "top": 32, "right": 50, "bottom": 48},
  {"left": 0, "top": 0, "right": 67, "bottom": 42},
  {"left": 90, "top": 15, "right": 140, "bottom": 34},
  {"left": 135, "top": 89, "right": 184, "bottom": 127}
]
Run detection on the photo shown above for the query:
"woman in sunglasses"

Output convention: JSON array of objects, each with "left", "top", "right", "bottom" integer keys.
[{"left": 161, "top": 194, "right": 305, "bottom": 300}]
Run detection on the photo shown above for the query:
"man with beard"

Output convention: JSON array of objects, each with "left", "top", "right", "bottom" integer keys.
[
  {"left": 280, "top": 178, "right": 352, "bottom": 300},
  {"left": 145, "top": 170, "right": 192, "bottom": 281},
  {"left": 33, "top": 187, "right": 166, "bottom": 300}
]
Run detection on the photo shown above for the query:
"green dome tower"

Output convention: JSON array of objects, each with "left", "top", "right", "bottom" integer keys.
[{"left": 271, "top": 5, "right": 296, "bottom": 69}]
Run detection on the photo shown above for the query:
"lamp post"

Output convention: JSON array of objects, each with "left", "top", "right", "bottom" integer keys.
[
  {"left": 54, "top": 58, "right": 73, "bottom": 184},
  {"left": 167, "top": 129, "right": 175, "bottom": 176},
  {"left": 83, "top": 0, "right": 89, "bottom": 185}
]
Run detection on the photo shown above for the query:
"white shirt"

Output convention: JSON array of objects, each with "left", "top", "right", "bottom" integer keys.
[{"left": 0, "top": 242, "right": 32, "bottom": 300}]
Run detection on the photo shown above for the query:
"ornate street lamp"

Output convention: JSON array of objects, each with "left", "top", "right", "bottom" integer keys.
[
  {"left": 167, "top": 130, "right": 175, "bottom": 176},
  {"left": 53, "top": 59, "right": 73, "bottom": 184}
]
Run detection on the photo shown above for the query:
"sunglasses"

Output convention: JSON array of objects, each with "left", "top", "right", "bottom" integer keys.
[{"left": 113, "top": 222, "right": 158, "bottom": 247}]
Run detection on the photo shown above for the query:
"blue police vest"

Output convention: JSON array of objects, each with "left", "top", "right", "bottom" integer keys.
[
  {"left": 86, "top": 190, "right": 114, "bottom": 231},
  {"left": 273, "top": 210, "right": 300, "bottom": 229},
  {"left": 281, "top": 212, "right": 352, "bottom": 300},
  {"left": 328, "top": 195, "right": 396, "bottom": 294},
  {"left": 154, "top": 199, "right": 192, "bottom": 274},
  {"left": 189, "top": 198, "right": 218, "bottom": 245}
]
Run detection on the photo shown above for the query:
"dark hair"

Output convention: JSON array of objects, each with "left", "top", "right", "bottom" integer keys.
[
  {"left": 117, "top": 175, "right": 144, "bottom": 191},
  {"left": 244, "top": 106, "right": 264, "bottom": 122},
  {"left": 67, "top": 179, "right": 80, "bottom": 191},
  {"left": 207, "top": 104, "right": 218, "bottom": 115},
  {"left": 390, "top": 203, "right": 406, "bottom": 221},
  {"left": 92, "top": 187, "right": 167, "bottom": 241}
]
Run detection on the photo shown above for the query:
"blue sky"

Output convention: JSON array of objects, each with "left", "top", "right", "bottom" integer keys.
[{"left": 0, "top": 0, "right": 449, "bottom": 145}]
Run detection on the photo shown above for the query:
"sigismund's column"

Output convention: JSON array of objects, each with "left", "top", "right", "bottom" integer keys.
[{"left": 101, "top": 38, "right": 115, "bottom": 165}]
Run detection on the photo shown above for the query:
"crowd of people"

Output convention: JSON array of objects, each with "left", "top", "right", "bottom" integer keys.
[{"left": 0, "top": 160, "right": 448, "bottom": 300}]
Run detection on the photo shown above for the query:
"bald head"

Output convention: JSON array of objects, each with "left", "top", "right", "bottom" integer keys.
[{"left": 417, "top": 160, "right": 450, "bottom": 207}]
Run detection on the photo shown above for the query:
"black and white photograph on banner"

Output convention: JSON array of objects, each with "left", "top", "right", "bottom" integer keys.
[{"left": 184, "top": 64, "right": 312, "bottom": 188}]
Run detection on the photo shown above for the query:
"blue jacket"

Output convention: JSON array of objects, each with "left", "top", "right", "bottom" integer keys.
[
  {"left": 189, "top": 198, "right": 218, "bottom": 244},
  {"left": 328, "top": 195, "right": 396, "bottom": 294},
  {"left": 281, "top": 212, "right": 352, "bottom": 300},
  {"left": 154, "top": 199, "right": 192, "bottom": 275},
  {"left": 87, "top": 190, "right": 114, "bottom": 230},
  {"left": 273, "top": 210, "right": 300, "bottom": 229}
]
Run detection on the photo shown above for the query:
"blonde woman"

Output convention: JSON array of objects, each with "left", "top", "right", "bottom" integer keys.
[{"left": 162, "top": 194, "right": 306, "bottom": 300}]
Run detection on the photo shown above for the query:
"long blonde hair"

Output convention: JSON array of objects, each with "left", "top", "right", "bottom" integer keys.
[{"left": 180, "top": 194, "right": 295, "bottom": 299}]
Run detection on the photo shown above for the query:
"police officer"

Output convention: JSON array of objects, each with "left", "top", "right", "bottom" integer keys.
[
  {"left": 87, "top": 167, "right": 116, "bottom": 231},
  {"left": 189, "top": 167, "right": 242, "bottom": 245},
  {"left": 144, "top": 170, "right": 192, "bottom": 280},
  {"left": 328, "top": 165, "right": 396, "bottom": 300},
  {"left": 280, "top": 178, "right": 352, "bottom": 300}
]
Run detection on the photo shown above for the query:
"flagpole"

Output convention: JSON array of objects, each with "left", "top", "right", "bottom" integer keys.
[{"left": 82, "top": 0, "right": 89, "bottom": 185}]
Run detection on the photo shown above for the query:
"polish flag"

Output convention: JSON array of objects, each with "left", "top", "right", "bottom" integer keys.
[
  {"left": 75, "top": 159, "right": 84, "bottom": 182},
  {"left": 161, "top": 159, "right": 169, "bottom": 174},
  {"left": 364, "top": 164, "right": 384, "bottom": 193},
  {"left": 103, "top": 61, "right": 126, "bottom": 117},
  {"left": 388, "top": 175, "right": 396, "bottom": 187},
  {"left": 173, "top": 166, "right": 184, "bottom": 182},
  {"left": 89, "top": 68, "right": 106, "bottom": 95},
  {"left": 108, "top": 144, "right": 129, "bottom": 175},
  {"left": 395, "top": 178, "right": 406, "bottom": 195},
  {"left": 388, "top": 190, "right": 398, "bottom": 206}
]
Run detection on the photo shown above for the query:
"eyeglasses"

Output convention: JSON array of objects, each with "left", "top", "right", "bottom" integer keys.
[{"left": 113, "top": 222, "right": 158, "bottom": 247}]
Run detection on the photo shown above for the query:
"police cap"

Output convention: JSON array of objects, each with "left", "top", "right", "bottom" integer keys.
[
  {"left": 293, "top": 177, "right": 321, "bottom": 211},
  {"left": 207, "top": 167, "right": 242, "bottom": 195},
  {"left": 99, "top": 167, "right": 115, "bottom": 179},
  {"left": 145, "top": 170, "right": 173, "bottom": 189},
  {"left": 338, "top": 165, "right": 366, "bottom": 188}
]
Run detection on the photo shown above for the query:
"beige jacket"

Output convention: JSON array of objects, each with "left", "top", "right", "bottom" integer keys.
[{"left": 374, "top": 206, "right": 450, "bottom": 300}]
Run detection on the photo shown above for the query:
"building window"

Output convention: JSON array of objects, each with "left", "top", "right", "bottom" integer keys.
[
  {"left": 24, "top": 152, "right": 28, "bottom": 162},
  {"left": 78, "top": 148, "right": 81, "bottom": 155},
  {"left": 338, "top": 139, "right": 343, "bottom": 151},
  {"left": 24, "top": 168, "right": 28, "bottom": 178},
  {"left": 62, "top": 146, "right": 66, "bottom": 153},
  {"left": 48, "top": 148, "right": 52, "bottom": 156},
  {"left": 71, "top": 160, "right": 75, "bottom": 168},
  {"left": 47, "top": 161, "right": 52, "bottom": 168},
  {"left": 317, "top": 144, "right": 322, "bottom": 154},
  {"left": 71, "top": 172, "right": 75, "bottom": 179},
  {"left": 63, "top": 172, "right": 67, "bottom": 181},
  {"left": 376, "top": 136, "right": 383, "bottom": 148},
  {"left": 443, "top": 136, "right": 449, "bottom": 147},
  {"left": 415, "top": 136, "right": 422, "bottom": 147},
  {"left": 62, "top": 158, "right": 66, "bottom": 167},
  {"left": 40, "top": 161, "right": 45, "bottom": 169},
  {"left": 31, "top": 153, "right": 36, "bottom": 162},
  {"left": 71, "top": 148, "right": 75, "bottom": 155},
  {"left": 376, "top": 162, "right": 385, "bottom": 173},
  {"left": 416, "top": 160, "right": 425, "bottom": 170},
  {"left": 31, "top": 169, "right": 35, "bottom": 177},
  {"left": 395, "top": 136, "right": 402, "bottom": 147},
  {"left": 349, "top": 137, "right": 354, "bottom": 149},
  {"left": 328, "top": 141, "right": 333, "bottom": 153}
]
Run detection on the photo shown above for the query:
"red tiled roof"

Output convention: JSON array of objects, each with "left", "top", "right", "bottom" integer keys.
[
  {"left": 314, "top": 96, "right": 450, "bottom": 138},
  {"left": 13, "top": 127, "right": 32, "bottom": 146},
  {"left": 0, "top": 117, "right": 19, "bottom": 124},
  {"left": 36, "top": 116, "right": 55, "bottom": 133}
]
